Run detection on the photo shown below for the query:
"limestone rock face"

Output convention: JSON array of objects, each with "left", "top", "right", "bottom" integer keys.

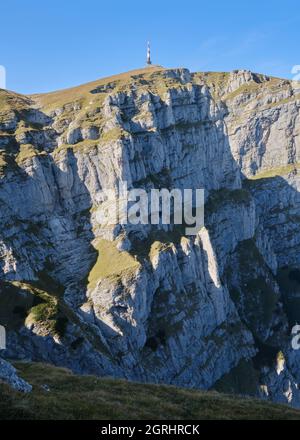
[{"left": 1, "top": 66, "right": 300, "bottom": 405}]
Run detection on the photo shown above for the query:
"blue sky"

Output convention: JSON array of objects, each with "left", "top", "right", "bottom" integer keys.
[{"left": 1, "top": 0, "right": 300, "bottom": 94}]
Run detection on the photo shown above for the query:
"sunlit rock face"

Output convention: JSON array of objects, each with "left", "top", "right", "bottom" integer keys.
[{"left": 1, "top": 66, "right": 300, "bottom": 405}]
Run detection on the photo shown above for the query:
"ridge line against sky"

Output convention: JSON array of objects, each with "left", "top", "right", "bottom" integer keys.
[{"left": 0, "top": 0, "right": 299, "bottom": 94}]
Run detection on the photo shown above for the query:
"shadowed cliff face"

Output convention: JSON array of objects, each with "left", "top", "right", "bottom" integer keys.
[{"left": 1, "top": 67, "right": 300, "bottom": 405}]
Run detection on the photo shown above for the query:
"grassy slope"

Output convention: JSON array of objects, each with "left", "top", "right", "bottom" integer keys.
[
  {"left": 31, "top": 66, "right": 167, "bottom": 112},
  {"left": 0, "top": 362, "right": 300, "bottom": 420},
  {"left": 88, "top": 239, "right": 140, "bottom": 289}
]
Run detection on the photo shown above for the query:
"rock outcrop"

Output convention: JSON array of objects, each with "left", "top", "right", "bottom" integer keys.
[
  {"left": 1, "top": 66, "right": 300, "bottom": 405},
  {"left": 0, "top": 357, "right": 32, "bottom": 392}
]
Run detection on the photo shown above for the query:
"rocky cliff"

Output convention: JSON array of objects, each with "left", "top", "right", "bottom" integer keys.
[{"left": 1, "top": 66, "right": 300, "bottom": 405}]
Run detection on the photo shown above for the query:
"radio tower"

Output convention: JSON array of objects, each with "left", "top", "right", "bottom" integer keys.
[{"left": 146, "top": 41, "right": 152, "bottom": 65}]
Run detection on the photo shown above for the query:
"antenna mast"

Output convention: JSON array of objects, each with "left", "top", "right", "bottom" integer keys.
[{"left": 146, "top": 41, "right": 152, "bottom": 65}]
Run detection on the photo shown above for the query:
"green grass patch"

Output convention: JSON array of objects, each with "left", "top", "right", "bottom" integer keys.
[
  {"left": 32, "top": 66, "right": 167, "bottom": 113},
  {"left": 15, "top": 144, "right": 46, "bottom": 164},
  {"left": 88, "top": 239, "right": 140, "bottom": 289},
  {"left": 1, "top": 361, "right": 300, "bottom": 420},
  {"left": 264, "top": 94, "right": 300, "bottom": 109},
  {"left": 0, "top": 89, "right": 31, "bottom": 114},
  {"left": 11, "top": 281, "right": 67, "bottom": 338},
  {"left": 100, "top": 127, "right": 127, "bottom": 143},
  {"left": 248, "top": 163, "right": 300, "bottom": 180},
  {"left": 0, "top": 280, "right": 67, "bottom": 338},
  {"left": 224, "top": 82, "right": 262, "bottom": 101}
]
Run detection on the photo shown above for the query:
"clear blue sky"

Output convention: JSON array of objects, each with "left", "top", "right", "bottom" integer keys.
[{"left": 1, "top": 0, "right": 300, "bottom": 94}]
